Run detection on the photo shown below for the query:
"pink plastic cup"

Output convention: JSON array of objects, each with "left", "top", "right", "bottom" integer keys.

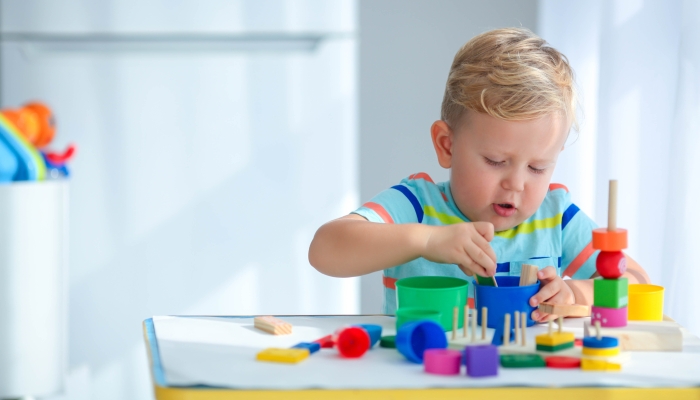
[{"left": 424, "top": 349, "right": 462, "bottom": 375}]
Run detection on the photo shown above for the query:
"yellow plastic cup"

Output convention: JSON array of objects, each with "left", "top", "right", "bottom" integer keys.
[{"left": 627, "top": 284, "right": 664, "bottom": 321}]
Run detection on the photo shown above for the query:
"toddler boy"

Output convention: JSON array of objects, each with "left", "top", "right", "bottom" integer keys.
[{"left": 308, "top": 28, "right": 649, "bottom": 321}]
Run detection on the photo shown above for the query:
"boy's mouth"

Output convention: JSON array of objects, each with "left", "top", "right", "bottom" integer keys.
[{"left": 493, "top": 203, "right": 516, "bottom": 217}]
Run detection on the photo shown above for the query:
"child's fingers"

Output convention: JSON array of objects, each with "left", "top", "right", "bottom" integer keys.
[
  {"left": 532, "top": 310, "right": 558, "bottom": 323},
  {"left": 472, "top": 234, "right": 497, "bottom": 268},
  {"left": 458, "top": 264, "right": 474, "bottom": 276},
  {"left": 465, "top": 239, "right": 496, "bottom": 275},
  {"left": 457, "top": 252, "right": 489, "bottom": 277},
  {"left": 529, "top": 279, "right": 561, "bottom": 307},
  {"left": 537, "top": 266, "right": 557, "bottom": 283},
  {"left": 472, "top": 221, "right": 495, "bottom": 242}
]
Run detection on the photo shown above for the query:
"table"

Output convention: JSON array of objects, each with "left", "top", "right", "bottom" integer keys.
[{"left": 143, "top": 315, "right": 700, "bottom": 399}]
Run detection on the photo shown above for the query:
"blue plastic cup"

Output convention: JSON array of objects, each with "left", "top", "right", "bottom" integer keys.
[
  {"left": 395, "top": 320, "right": 448, "bottom": 363},
  {"left": 474, "top": 276, "right": 539, "bottom": 329},
  {"left": 355, "top": 324, "right": 382, "bottom": 348}
]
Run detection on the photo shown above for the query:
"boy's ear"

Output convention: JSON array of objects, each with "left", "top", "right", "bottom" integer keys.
[{"left": 431, "top": 120, "right": 453, "bottom": 169}]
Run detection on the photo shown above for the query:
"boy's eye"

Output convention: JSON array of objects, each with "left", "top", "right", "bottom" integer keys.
[
  {"left": 484, "top": 157, "right": 504, "bottom": 166},
  {"left": 529, "top": 166, "right": 545, "bottom": 174}
]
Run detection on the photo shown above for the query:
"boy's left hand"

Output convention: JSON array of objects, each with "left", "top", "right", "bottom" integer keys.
[{"left": 528, "top": 266, "right": 575, "bottom": 323}]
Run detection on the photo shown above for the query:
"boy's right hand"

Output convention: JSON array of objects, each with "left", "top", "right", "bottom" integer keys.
[{"left": 421, "top": 222, "right": 497, "bottom": 277}]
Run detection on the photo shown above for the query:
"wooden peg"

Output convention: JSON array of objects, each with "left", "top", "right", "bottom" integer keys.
[
  {"left": 254, "top": 316, "right": 292, "bottom": 335},
  {"left": 492, "top": 276, "right": 499, "bottom": 287},
  {"left": 521, "top": 312, "right": 527, "bottom": 346},
  {"left": 595, "top": 320, "right": 602, "bottom": 340},
  {"left": 452, "top": 306, "right": 458, "bottom": 340},
  {"left": 463, "top": 305, "right": 468, "bottom": 337},
  {"left": 514, "top": 311, "right": 520, "bottom": 346},
  {"left": 481, "top": 307, "right": 487, "bottom": 340},
  {"left": 558, "top": 316, "right": 563, "bottom": 333},
  {"left": 608, "top": 180, "right": 617, "bottom": 231},
  {"left": 519, "top": 264, "right": 539, "bottom": 286},
  {"left": 504, "top": 314, "right": 511, "bottom": 346},
  {"left": 471, "top": 307, "right": 477, "bottom": 342},
  {"left": 548, "top": 320, "right": 553, "bottom": 336}
]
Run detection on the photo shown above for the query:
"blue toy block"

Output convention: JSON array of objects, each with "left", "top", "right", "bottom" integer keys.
[
  {"left": 464, "top": 344, "right": 499, "bottom": 377},
  {"left": 490, "top": 325, "right": 516, "bottom": 346},
  {"left": 291, "top": 342, "right": 321, "bottom": 354}
]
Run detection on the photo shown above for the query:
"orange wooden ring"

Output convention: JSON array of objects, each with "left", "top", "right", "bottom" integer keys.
[{"left": 592, "top": 228, "right": 627, "bottom": 251}]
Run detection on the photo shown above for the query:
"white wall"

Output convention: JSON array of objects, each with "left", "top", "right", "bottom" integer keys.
[{"left": 358, "top": 0, "right": 538, "bottom": 313}]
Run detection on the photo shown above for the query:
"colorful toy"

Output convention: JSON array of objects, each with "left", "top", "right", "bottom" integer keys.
[
  {"left": 256, "top": 348, "right": 309, "bottom": 364},
  {"left": 538, "top": 302, "right": 591, "bottom": 317},
  {"left": 535, "top": 318, "right": 574, "bottom": 352},
  {"left": 396, "top": 276, "right": 468, "bottom": 331},
  {"left": 253, "top": 316, "right": 292, "bottom": 335},
  {"left": 628, "top": 284, "right": 664, "bottom": 321},
  {"left": 313, "top": 335, "right": 334, "bottom": 348},
  {"left": 464, "top": 345, "right": 499, "bottom": 377},
  {"left": 583, "top": 319, "right": 682, "bottom": 351},
  {"left": 336, "top": 326, "right": 370, "bottom": 358},
  {"left": 545, "top": 356, "right": 580, "bottom": 369},
  {"left": 475, "top": 276, "right": 538, "bottom": 329},
  {"left": 396, "top": 320, "right": 447, "bottom": 363},
  {"left": 355, "top": 324, "right": 382, "bottom": 348},
  {"left": 2, "top": 102, "right": 56, "bottom": 148},
  {"left": 424, "top": 349, "right": 462, "bottom": 375},
  {"left": 475, "top": 274, "right": 499, "bottom": 287},
  {"left": 395, "top": 307, "right": 442, "bottom": 330},
  {"left": 519, "top": 264, "right": 539, "bottom": 286},
  {"left": 0, "top": 113, "right": 45, "bottom": 181},
  {"left": 592, "top": 180, "right": 628, "bottom": 328},
  {"left": 591, "top": 305, "right": 628, "bottom": 327},
  {"left": 291, "top": 342, "right": 320, "bottom": 354},
  {"left": 500, "top": 354, "right": 545, "bottom": 368},
  {"left": 379, "top": 335, "right": 396, "bottom": 348}
]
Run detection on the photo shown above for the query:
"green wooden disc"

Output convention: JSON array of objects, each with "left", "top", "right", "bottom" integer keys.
[
  {"left": 500, "top": 354, "right": 546, "bottom": 368},
  {"left": 380, "top": 335, "right": 396, "bottom": 348}
]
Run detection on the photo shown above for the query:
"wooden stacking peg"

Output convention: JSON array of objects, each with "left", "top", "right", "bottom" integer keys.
[
  {"left": 452, "top": 306, "right": 458, "bottom": 340},
  {"left": 463, "top": 305, "right": 469, "bottom": 337},
  {"left": 593, "top": 179, "right": 627, "bottom": 251},
  {"left": 503, "top": 314, "right": 511, "bottom": 346},
  {"left": 514, "top": 311, "right": 520, "bottom": 346},
  {"left": 521, "top": 312, "right": 527, "bottom": 346},
  {"left": 471, "top": 307, "right": 477, "bottom": 343},
  {"left": 481, "top": 307, "right": 487, "bottom": 340}
]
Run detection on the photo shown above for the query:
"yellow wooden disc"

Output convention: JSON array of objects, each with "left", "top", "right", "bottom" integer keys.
[
  {"left": 535, "top": 332, "right": 575, "bottom": 347},
  {"left": 582, "top": 346, "right": 620, "bottom": 357}
]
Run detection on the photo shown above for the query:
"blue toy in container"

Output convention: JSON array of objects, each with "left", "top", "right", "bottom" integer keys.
[{"left": 475, "top": 276, "right": 539, "bottom": 330}]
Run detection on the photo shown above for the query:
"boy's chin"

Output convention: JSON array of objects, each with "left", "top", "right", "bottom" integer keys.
[{"left": 492, "top": 218, "right": 522, "bottom": 232}]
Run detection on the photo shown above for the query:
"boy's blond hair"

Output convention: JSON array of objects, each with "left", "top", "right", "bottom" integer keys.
[{"left": 441, "top": 28, "right": 577, "bottom": 129}]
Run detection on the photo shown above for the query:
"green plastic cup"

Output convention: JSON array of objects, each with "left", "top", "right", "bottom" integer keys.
[
  {"left": 395, "top": 276, "right": 468, "bottom": 331},
  {"left": 395, "top": 307, "right": 442, "bottom": 331}
]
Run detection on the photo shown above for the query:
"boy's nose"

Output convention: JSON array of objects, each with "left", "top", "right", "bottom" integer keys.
[{"left": 501, "top": 171, "right": 525, "bottom": 192}]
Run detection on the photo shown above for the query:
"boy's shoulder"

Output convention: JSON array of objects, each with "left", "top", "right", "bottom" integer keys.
[
  {"left": 536, "top": 183, "right": 575, "bottom": 218},
  {"left": 397, "top": 172, "right": 449, "bottom": 201}
]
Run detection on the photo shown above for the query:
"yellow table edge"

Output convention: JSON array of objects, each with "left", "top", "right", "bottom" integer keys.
[{"left": 143, "top": 317, "right": 700, "bottom": 400}]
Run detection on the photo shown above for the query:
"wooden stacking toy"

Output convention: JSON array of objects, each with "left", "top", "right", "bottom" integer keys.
[
  {"left": 535, "top": 317, "right": 574, "bottom": 352},
  {"left": 592, "top": 180, "right": 628, "bottom": 328},
  {"left": 581, "top": 321, "right": 627, "bottom": 371}
]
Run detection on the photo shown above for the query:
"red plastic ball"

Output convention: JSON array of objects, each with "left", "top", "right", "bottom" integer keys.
[{"left": 596, "top": 251, "right": 626, "bottom": 279}]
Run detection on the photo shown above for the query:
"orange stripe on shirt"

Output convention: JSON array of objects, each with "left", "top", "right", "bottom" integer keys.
[
  {"left": 563, "top": 242, "right": 595, "bottom": 278},
  {"left": 383, "top": 275, "right": 397, "bottom": 290},
  {"left": 410, "top": 172, "right": 435, "bottom": 183},
  {"left": 363, "top": 202, "right": 395, "bottom": 224},
  {"left": 549, "top": 183, "right": 569, "bottom": 192}
]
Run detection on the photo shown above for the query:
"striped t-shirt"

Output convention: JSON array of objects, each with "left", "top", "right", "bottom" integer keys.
[{"left": 352, "top": 172, "right": 599, "bottom": 314}]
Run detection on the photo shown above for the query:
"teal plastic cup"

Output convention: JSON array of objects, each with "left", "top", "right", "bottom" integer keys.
[
  {"left": 395, "top": 276, "right": 468, "bottom": 331},
  {"left": 395, "top": 307, "right": 442, "bottom": 331}
]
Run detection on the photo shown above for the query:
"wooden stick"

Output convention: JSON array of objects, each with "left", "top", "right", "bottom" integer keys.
[
  {"left": 463, "top": 305, "right": 468, "bottom": 337},
  {"left": 504, "top": 314, "right": 511, "bottom": 346},
  {"left": 492, "top": 276, "right": 499, "bottom": 287},
  {"left": 452, "top": 306, "right": 458, "bottom": 340},
  {"left": 548, "top": 320, "right": 553, "bottom": 336},
  {"left": 471, "top": 306, "right": 477, "bottom": 342},
  {"left": 608, "top": 179, "right": 618, "bottom": 231},
  {"left": 558, "top": 316, "right": 563, "bottom": 333},
  {"left": 514, "top": 311, "right": 520, "bottom": 346},
  {"left": 595, "top": 320, "right": 602, "bottom": 340},
  {"left": 253, "top": 316, "right": 292, "bottom": 335},
  {"left": 521, "top": 312, "right": 527, "bottom": 346},
  {"left": 519, "top": 264, "right": 539, "bottom": 286},
  {"left": 481, "top": 307, "right": 487, "bottom": 340}
]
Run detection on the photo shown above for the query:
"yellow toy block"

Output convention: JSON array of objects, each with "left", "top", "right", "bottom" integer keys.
[
  {"left": 581, "top": 357, "right": 622, "bottom": 371},
  {"left": 535, "top": 332, "right": 575, "bottom": 347},
  {"left": 582, "top": 346, "right": 620, "bottom": 357},
  {"left": 256, "top": 348, "right": 309, "bottom": 364}
]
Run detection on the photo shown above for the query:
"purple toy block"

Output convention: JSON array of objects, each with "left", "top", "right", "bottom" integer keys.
[{"left": 464, "top": 345, "right": 499, "bottom": 378}]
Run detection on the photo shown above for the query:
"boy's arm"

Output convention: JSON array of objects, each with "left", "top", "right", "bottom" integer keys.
[
  {"left": 565, "top": 254, "right": 650, "bottom": 306},
  {"left": 308, "top": 214, "right": 497, "bottom": 278}
]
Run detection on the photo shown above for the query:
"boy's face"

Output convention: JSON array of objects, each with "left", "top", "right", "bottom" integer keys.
[{"left": 432, "top": 111, "right": 569, "bottom": 232}]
